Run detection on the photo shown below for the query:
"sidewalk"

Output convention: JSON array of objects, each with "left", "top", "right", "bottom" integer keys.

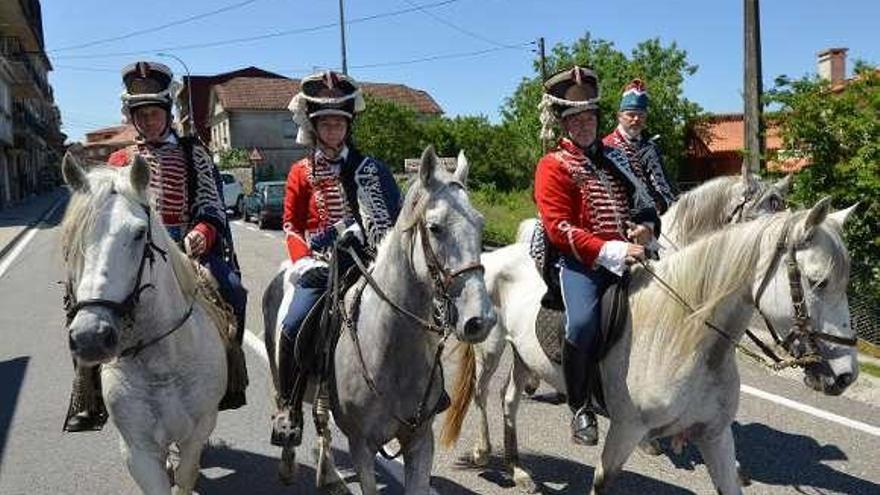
[{"left": 0, "top": 187, "right": 68, "bottom": 259}]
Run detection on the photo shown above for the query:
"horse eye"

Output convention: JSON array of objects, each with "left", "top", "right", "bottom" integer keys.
[
  {"left": 808, "top": 278, "right": 827, "bottom": 290},
  {"left": 428, "top": 222, "right": 443, "bottom": 235},
  {"left": 133, "top": 228, "right": 146, "bottom": 241}
]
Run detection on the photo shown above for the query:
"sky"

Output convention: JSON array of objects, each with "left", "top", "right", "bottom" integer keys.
[{"left": 41, "top": 0, "right": 880, "bottom": 142}]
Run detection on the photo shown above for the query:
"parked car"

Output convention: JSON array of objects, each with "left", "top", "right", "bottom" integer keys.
[
  {"left": 220, "top": 172, "right": 244, "bottom": 215},
  {"left": 243, "top": 181, "right": 285, "bottom": 229}
]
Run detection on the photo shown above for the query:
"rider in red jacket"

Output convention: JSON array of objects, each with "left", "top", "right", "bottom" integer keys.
[
  {"left": 534, "top": 66, "right": 659, "bottom": 446},
  {"left": 271, "top": 71, "right": 401, "bottom": 448}
]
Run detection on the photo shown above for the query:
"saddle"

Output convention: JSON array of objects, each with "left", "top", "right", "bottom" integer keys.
[{"left": 534, "top": 272, "right": 632, "bottom": 412}]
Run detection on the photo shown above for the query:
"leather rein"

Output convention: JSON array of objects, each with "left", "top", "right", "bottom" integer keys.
[
  {"left": 64, "top": 201, "right": 195, "bottom": 358},
  {"left": 642, "top": 215, "right": 855, "bottom": 370},
  {"left": 339, "top": 187, "right": 484, "bottom": 436},
  {"left": 748, "top": 218, "right": 857, "bottom": 369}
]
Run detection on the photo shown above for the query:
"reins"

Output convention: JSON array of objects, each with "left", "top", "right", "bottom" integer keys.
[
  {"left": 637, "top": 215, "right": 855, "bottom": 371},
  {"left": 336, "top": 191, "right": 485, "bottom": 443}
]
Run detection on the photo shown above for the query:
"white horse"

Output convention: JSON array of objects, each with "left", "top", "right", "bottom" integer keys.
[
  {"left": 454, "top": 172, "right": 792, "bottom": 474},
  {"left": 262, "top": 147, "right": 497, "bottom": 494},
  {"left": 62, "top": 153, "right": 228, "bottom": 495},
  {"left": 444, "top": 198, "right": 857, "bottom": 494}
]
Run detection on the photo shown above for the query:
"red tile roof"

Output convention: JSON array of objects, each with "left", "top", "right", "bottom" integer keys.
[
  {"left": 688, "top": 113, "right": 809, "bottom": 172},
  {"left": 212, "top": 77, "right": 443, "bottom": 115},
  {"left": 84, "top": 124, "right": 137, "bottom": 146}
]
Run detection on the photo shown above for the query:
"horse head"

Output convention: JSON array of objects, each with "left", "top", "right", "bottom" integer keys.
[
  {"left": 734, "top": 162, "right": 791, "bottom": 222},
  {"left": 754, "top": 197, "right": 858, "bottom": 395},
  {"left": 400, "top": 146, "right": 497, "bottom": 343},
  {"left": 62, "top": 151, "right": 171, "bottom": 365}
]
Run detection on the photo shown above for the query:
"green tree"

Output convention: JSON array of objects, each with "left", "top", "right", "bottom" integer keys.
[
  {"left": 217, "top": 148, "right": 250, "bottom": 170},
  {"left": 767, "top": 67, "right": 880, "bottom": 301},
  {"left": 501, "top": 33, "right": 703, "bottom": 180},
  {"left": 353, "top": 95, "right": 423, "bottom": 173}
]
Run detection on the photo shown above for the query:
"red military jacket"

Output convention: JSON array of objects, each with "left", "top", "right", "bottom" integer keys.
[{"left": 534, "top": 138, "right": 653, "bottom": 267}]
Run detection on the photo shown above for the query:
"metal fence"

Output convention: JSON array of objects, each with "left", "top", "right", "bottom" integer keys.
[{"left": 852, "top": 290, "right": 880, "bottom": 346}]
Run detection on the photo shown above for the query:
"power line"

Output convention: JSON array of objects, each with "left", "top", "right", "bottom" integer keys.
[
  {"left": 351, "top": 43, "right": 531, "bottom": 69},
  {"left": 52, "top": 0, "right": 464, "bottom": 61},
  {"left": 48, "top": 0, "right": 262, "bottom": 53},
  {"left": 399, "top": 0, "right": 527, "bottom": 50}
]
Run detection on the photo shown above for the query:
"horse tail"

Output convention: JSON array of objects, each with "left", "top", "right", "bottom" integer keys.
[{"left": 440, "top": 343, "right": 476, "bottom": 449}]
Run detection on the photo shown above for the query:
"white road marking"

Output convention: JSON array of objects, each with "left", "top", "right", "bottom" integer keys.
[
  {"left": 740, "top": 384, "right": 880, "bottom": 437},
  {"left": 0, "top": 198, "right": 65, "bottom": 280},
  {"left": 242, "top": 327, "right": 441, "bottom": 494}
]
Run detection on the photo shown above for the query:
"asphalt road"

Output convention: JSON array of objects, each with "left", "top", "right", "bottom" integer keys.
[{"left": 1, "top": 199, "right": 879, "bottom": 494}]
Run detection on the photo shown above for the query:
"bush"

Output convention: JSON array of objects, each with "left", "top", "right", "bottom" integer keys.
[{"left": 471, "top": 186, "right": 535, "bottom": 246}]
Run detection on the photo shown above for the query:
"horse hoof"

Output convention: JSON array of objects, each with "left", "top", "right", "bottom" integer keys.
[
  {"left": 638, "top": 439, "right": 663, "bottom": 456},
  {"left": 472, "top": 448, "right": 489, "bottom": 467},
  {"left": 512, "top": 466, "right": 538, "bottom": 493},
  {"left": 278, "top": 445, "right": 298, "bottom": 485}
]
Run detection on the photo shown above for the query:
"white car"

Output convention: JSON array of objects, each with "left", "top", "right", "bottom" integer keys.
[{"left": 220, "top": 172, "right": 244, "bottom": 215}]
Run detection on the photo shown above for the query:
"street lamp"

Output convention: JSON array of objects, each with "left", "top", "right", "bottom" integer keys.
[{"left": 157, "top": 52, "right": 195, "bottom": 137}]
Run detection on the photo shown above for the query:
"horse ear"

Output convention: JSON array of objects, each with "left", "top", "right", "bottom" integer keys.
[
  {"left": 129, "top": 154, "right": 151, "bottom": 195},
  {"left": 419, "top": 145, "right": 438, "bottom": 190},
  {"left": 774, "top": 174, "right": 793, "bottom": 195},
  {"left": 453, "top": 149, "right": 469, "bottom": 187},
  {"left": 802, "top": 196, "right": 834, "bottom": 239},
  {"left": 828, "top": 202, "right": 859, "bottom": 227},
  {"left": 62, "top": 151, "right": 88, "bottom": 192}
]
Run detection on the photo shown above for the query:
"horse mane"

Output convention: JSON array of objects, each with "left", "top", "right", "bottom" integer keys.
[
  {"left": 662, "top": 175, "right": 744, "bottom": 245},
  {"left": 61, "top": 164, "right": 201, "bottom": 300},
  {"left": 630, "top": 208, "right": 848, "bottom": 367}
]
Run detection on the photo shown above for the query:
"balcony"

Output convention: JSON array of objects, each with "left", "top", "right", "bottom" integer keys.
[
  {"left": 13, "top": 102, "right": 47, "bottom": 138},
  {"left": 0, "top": 37, "right": 51, "bottom": 100}
]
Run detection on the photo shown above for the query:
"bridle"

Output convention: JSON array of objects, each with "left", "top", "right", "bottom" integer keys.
[
  {"left": 641, "top": 215, "right": 855, "bottom": 371},
  {"left": 340, "top": 183, "right": 485, "bottom": 437},
  {"left": 749, "top": 217, "right": 857, "bottom": 368},
  {"left": 64, "top": 200, "right": 194, "bottom": 358}
]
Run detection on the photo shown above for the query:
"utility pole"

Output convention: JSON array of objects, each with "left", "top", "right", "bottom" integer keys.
[
  {"left": 339, "top": 0, "right": 348, "bottom": 75},
  {"left": 538, "top": 37, "right": 547, "bottom": 82},
  {"left": 743, "top": 0, "right": 764, "bottom": 173}
]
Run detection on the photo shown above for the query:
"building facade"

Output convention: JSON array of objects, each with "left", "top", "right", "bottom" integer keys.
[
  {"left": 0, "top": 0, "right": 64, "bottom": 209},
  {"left": 198, "top": 69, "right": 443, "bottom": 182},
  {"left": 81, "top": 124, "right": 137, "bottom": 163},
  {"left": 682, "top": 47, "right": 851, "bottom": 185}
]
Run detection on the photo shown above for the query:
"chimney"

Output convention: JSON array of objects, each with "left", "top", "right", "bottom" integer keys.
[{"left": 817, "top": 47, "right": 848, "bottom": 85}]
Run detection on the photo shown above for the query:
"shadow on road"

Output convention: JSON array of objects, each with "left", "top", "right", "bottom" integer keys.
[
  {"left": 657, "top": 421, "right": 880, "bottom": 495},
  {"left": 447, "top": 451, "right": 694, "bottom": 494},
  {"left": 0, "top": 356, "right": 29, "bottom": 467},
  {"left": 198, "top": 441, "right": 319, "bottom": 494}
]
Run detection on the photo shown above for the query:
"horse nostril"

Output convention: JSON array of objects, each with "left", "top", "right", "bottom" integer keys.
[
  {"left": 837, "top": 373, "right": 854, "bottom": 388},
  {"left": 97, "top": 323, "right": 118, "bottom": 350},
  {"left": 464, "top": 317, "right": 483, "bottom": 337},
  {"left": 68, "top": 334, "right": 78, "bottom": 352}
]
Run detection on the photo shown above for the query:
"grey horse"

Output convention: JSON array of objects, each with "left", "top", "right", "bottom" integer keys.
[{"left": 263, "top": 146, "right": 497, "bottom": 494}]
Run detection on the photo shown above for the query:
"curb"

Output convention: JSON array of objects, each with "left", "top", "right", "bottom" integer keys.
[{"left": 0, "top": 189, "right": 67, "bottom": 261}]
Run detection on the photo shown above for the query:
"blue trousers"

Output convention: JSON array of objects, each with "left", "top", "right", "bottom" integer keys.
[
  {"left": 203, "top": 253, "right": 248, "bottom": 344},
  {"left": 281, "top": 280, "right": 324, "bottom": 342},
  {"left": 558, "top": 256, "right": 617, "bottom": 357}
]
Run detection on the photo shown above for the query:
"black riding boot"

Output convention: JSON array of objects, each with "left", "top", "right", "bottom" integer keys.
[
  {"left": 63, "top": 363, "right": 108, "bottom": 433},
  {"left": 271, "top": 333, "right": 303, "bottom": 447},
  {"left": 563, "top": 342, "right": 598, "bottom": 446}
]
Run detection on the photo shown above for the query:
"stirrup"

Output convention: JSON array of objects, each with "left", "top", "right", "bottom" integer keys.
[
  {"left": 64, "top": 409, "right": 108, "bottom": 433},
  {"left": 571, "top": 406, "right": 598, "bottom": 446},
  {"left": 270, "top": 409, "right": 302, "bottom": 447}
]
